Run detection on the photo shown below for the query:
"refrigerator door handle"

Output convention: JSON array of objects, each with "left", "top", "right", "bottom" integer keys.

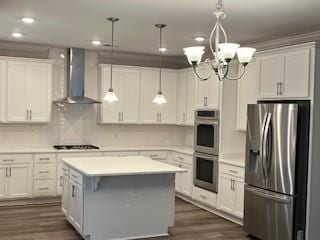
[
  {"left": 246, "top": 186, "right": 290, "bottom": 204},
  {"left": 260, "top": 113, "right": 268, "bottom": 181},
  {"left": 262, "top": 113, "right": 272, "bottom": 179}
]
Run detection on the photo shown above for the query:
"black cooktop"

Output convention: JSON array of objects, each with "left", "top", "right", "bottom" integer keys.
[{"left": 53, "top": 145, "right": 100, "bottom": 150}]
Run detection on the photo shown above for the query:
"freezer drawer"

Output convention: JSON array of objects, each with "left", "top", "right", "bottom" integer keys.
[{"left": 244, "top": 185, "right": 294, "bottom": 240}]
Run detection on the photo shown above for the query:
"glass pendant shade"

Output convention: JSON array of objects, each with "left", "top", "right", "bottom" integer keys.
[
  {"left": 183, "top": 46, "right": 205, "bottom": 65},
  {"left": 152, "top": 91, "right": 167, "bottom": 105},
  {"left": 236, "top": 47, "right": 256, "bottom": 64},
  {"left": 103, "top": 88, "right": 118, "bottom": 102},
  {"left": 218, "top": 43, "right": 240, "bottom": 60}
]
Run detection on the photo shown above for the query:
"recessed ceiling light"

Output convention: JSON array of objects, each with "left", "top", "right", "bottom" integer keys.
[
  {"left": 91, "top": 40, "right": 101, "bottom": 46},
  {"left": 60, "top": 54, "right": 65, "bottom": 59},
  {"left": 159, "top": 47, "right": 167, "bottom": 52},
  {"left": 195, "top": 37, "right": 205, "bottom": 42},
  {"left": 12, "top": 32, "right": 23, "bottom": 38},
  {"left": 21, "top": 17, "right": 35, "bottom": 24}
]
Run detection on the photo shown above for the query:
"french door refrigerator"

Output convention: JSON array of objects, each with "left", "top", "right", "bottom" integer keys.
[{"left": 244, "top": 102, "right": 310, "bottom": 240}]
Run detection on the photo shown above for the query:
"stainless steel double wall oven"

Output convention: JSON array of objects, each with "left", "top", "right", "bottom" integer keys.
[{"left": 194, "top": 109, "right": 219, "bottom": 193}]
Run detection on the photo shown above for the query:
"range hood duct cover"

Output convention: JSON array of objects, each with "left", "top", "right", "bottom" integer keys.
[{"left": 54, "top": 48, "right": 101, "bottom": 105}]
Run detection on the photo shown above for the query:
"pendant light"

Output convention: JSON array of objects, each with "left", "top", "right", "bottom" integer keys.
[
  {"left": 153, "top": 24, "right": 167, "bottom": 105},
  {"left": 103, "top": 17, "right": 119, "bottom": 102}
]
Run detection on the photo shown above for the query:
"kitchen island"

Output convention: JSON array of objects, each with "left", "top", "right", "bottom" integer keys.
[{"left": 61, "top": 156, "right": 185, "bottom": 240}]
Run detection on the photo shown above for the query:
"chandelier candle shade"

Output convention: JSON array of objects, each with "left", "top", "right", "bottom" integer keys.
[
  {"left": 153, "top": 24, "right": 167, "bottom": 105},
  {"left": 103, "top": 17, "right": 119, "bottom": 102},
  {"left": 183, "top": 0, "right": 256, "bottom": 81}
]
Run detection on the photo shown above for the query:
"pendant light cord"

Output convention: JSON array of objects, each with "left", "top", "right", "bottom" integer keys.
[
  {"left": 110, "top": 20, "right": 114, "bottom": 90},
  {"left": 159, "top": 26, "right": 162, "bottom": 93}
]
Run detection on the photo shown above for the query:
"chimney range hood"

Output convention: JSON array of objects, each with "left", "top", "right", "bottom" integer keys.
[{"left": 54, "top": 48, "right": 101, "bottom": 105}]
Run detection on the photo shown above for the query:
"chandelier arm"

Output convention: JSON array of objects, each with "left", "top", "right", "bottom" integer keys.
[
  {"left": 192, "top": 65, "right": 212, "bottom": 81},
  {"left": 209, "top": 23, "right": 218, "bottom": 59},
  {"left": 219, "top": 23, "right": 228, "bottom": 43},
  {"left": 225, "top": 64, "right": 247, "bottom": 80},
  {"left": 217, "top": 64, "right": 229, "bottom": 80}
]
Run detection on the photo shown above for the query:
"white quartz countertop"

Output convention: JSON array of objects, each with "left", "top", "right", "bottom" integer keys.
[
  {"left": 0, "top": 146, "right": 193, "bottom": 155},
  {"left": 62, "top": 156, "right": 187, "bottom": 176}
]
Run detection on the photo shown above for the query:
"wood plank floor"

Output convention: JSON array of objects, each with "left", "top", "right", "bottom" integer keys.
[{"left": 0, "top": 198, "right": 251, "bottom": 240}]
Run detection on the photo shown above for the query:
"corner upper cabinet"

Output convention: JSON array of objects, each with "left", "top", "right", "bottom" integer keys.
[
  {"left": 237, "top": 58, "right": 259, "bottom": 131},
  {"left": 140, "top": 68, "right": 177, "bottom": 124},
  {"left": 100, "top": 65, "right": 140, "bottom": 124},
  {"left": 6, "top": 59, "right": 52, "bottom": 123},
  {"left": 196, "top": 66, "right": 220, "bottom": 109},
  {"left": 258, "top": 47, "right": 310, "bottom": 99},
  {"left": 0, "top": 60, "right": 6, "bottom": 122}
]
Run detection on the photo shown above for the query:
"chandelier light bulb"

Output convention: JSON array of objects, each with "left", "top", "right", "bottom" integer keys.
[
  {"left": 218, "top": 43, "right": 240, "bottom": 61},
  {"left": 183, "top": 46, "right": 205, "bottom": 66}
]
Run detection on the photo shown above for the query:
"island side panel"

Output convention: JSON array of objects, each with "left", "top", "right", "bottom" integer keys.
[{"left": 83, "top": 173, "right": 176, "bottom": 240}]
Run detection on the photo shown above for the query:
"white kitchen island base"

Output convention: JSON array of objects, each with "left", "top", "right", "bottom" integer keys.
[{"left": 61, "top": 156, "right": 184, "bottom": 240}]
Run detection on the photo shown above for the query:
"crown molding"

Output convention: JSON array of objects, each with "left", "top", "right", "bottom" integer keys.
[
  {"left": 242, "top": 30, "right": 320, "bottom": 51},
  {"left": 0, "top": 41, "right": 50, "bottom": 53}
]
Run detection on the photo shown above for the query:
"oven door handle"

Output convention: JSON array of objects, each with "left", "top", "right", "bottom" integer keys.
[
  {"left": 196, "top": 120, "right": 219, "bottom": 126},
  {"left": 194, "top": 153, "right": 218, "bottom": 161}
]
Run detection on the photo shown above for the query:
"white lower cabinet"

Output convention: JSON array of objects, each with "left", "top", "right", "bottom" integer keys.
[
  {"left": 140, "top": 151, "right": 169, "bottom": 164},
  {"left": 61, "top": 166, "right": 69, "bottom": 215},
  {"left": 0, "top": 166, "right": 7, "bottom": 198},
  {"left": 218, "top": 163, "right": 245, "bottom": 218},
  {"left": 3, "top": 164, "right": 32, "bottom": 198},
  {"left": 192, "top": 186, "right": 217, "bottom": 208}
]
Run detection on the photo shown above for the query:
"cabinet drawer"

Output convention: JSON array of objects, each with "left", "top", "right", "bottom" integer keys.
[
  {"left": 192, "top": 186, "right": 217, "bottom": 208},
  {"left": 0, "top": 154, "right": 32, "bottom": 164},
  {"left": 33, "top": 180, "right": 56, "bottom": 196},
  {"left": 220, "top": 163, "right": 244, "bottom": 179},
  {"left": 34, "top": 163, "right": 56, "bottom": 180},
  {"left": 140, "top": 151, "right": 168, "bottom": 160},
  {"left": 70, "top": 168, "right": 83, "bottom": 185},
  {"left": 34, "top": 154, "right": 56, "bottom": 163},
  {"left": 171, "top": 152, "right": 193, "bottom": 165},
  {"left": 105, "top": 151, "right": 139, "bottom": 157}
]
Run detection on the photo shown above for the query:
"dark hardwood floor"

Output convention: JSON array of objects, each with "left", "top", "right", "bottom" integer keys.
[{"left": 0, "top": 198, "right": 250, "bottom": 240}]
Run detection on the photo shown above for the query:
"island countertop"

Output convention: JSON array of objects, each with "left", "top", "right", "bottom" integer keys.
[{"left": 62, "top": 156, "right": 186, "bottom": 177}]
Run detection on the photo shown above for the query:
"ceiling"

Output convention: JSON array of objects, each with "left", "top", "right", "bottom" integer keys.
[{"left": 1, "top": 0, "right": 320, "bottom": 56}]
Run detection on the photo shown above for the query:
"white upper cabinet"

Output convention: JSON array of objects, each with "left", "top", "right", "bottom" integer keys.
[
  {"left": 6, "top": 59, "right": 52, "bottom": 123},
  {"left": 0, "top": 61, "right": 6, "bottom": 122},
  {"left": 196, "top": 66, "right": 220, "bottom": 109},
  {"left": 140, "top": 68, "right": 177, "bottom": 124},
  {"left": 237, "top": 58, "right": 260, "bottom": 131},
  {"left": 177, "top": 69, "right": 196, "bottom": 125},
  {"left": 258, "top": 47, "right": 310, "bottom": 99},
  {"left": 100, "top": 66, "right": 140, "bottom": 123}
]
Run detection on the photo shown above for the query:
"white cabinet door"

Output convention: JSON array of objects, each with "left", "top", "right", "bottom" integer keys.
[
  {"left": 177, "top": 72, "right": 187, "bottom": 124},
  {"left": 100, "top": 67, "right": 121, "bottom": 123},
  {"left": 282, "top": 49, "right": 310, "bottom": 98},
  {"left": 140, "top": 70, "right": 159, "bottom": 123},
  {"left": 237, "top": 58, "right": 260, "bottom": 131},
  {"left": 28, "top": 63, "right": 52, "bottom": 122},
  {"left": 0, "top": 166, "right": 7, "bottom": 198},
  {"left": 218, "top": 174, "right": 235, "bottom": 214},
  {"left": 259, "top": 55, "right": 283, "bottom": 98},
  {"left": 7, "top": 61, "right": 29, "bottom": 122},
  {"left": 186, "top": 71, "right": 196, "bottom": 125},
  {"left": 119, "top": 69, "right": 140, "bottom": 123},
  {"left": 234, "top": 180, "right": 244, "bottom": 218},
  {"left": 196, "top": 67, "right": 220, "bottom": 109},
  {"left": 73, "top": 181, "right": 83, "bottom": 233},
  {"left": 7, "top": 164, "right": 32, "bottom": 198},
  {"left": 160, "top": 71, "right": 177, "bottom": 124},
  {"left": 61, "top": 175, "right": 69, "bottom": 215},
  {"left": 0, "top": 61, "right": 6, "bottom": 122},
  {"left": 180, "top": 163, "right": 193, "bottom": 197},
  {"left": 172, "top": 161, "right": 182, "bottom": 192}
]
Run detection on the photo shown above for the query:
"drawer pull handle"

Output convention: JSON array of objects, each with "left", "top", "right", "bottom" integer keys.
[
  {"left": 200, "top": 195, "right": 207, "bottom": 200},
  {"left": 229, "top": 170, "right": 238, "bottom": 174},
  {"left": 3, "top": 159, "right": 14, "bottom": 162},
  {"left": 39, "top": 171, "right": 50, "bottom": 174},
  {"left": 178, "top": 156, "right": 184, "bottom": 160},
  {"left": 38, "top": 187, "right": 49, "bottom": 191},
  {"left": 39, "top": 157, "right": 50, "bottom": 160},
  {"left": 71, "top": 174, "right": 78, "bottom": 179}
]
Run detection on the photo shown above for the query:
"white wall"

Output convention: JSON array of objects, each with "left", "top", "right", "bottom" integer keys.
[{"left": 0, "top": 47, "right": 187, "bottom": 149}]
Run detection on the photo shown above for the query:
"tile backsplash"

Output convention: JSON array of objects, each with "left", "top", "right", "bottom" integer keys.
[{"left": 0, "top": 47, "right": 191, "bottom": 149}]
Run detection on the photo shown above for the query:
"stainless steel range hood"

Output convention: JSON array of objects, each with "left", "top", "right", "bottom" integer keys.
[{"left": 54, "top": 48, "right": 101, "bottom": 105}]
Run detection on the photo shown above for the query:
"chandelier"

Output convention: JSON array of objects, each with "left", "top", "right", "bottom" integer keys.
[{"left": 183, "top": 0, "right": 256, "bottom": 81}]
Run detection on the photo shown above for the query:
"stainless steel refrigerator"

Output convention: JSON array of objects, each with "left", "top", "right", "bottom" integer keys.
[{"left": 244, "top": 102, "right": 310, "bottom": 240}]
